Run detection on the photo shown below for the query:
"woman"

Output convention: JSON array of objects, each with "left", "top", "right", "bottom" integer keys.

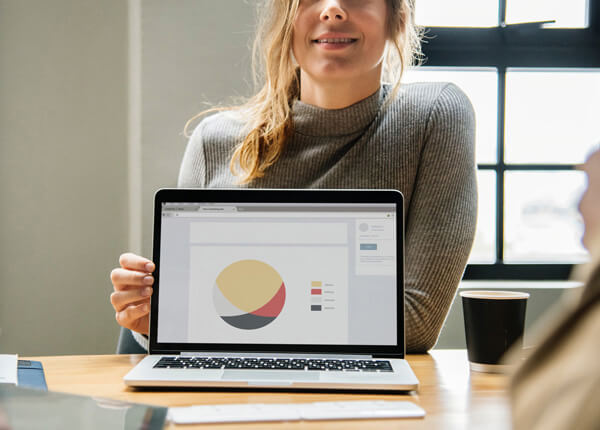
[{"left": 110, "top": 0, "right": 477, "bottom": 353}]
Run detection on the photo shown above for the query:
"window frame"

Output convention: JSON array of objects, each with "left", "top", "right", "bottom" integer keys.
[{"left": 419, "top": 0, "right": 600, "bottom": 280}]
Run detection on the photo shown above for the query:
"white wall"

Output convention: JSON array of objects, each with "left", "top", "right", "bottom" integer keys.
[
  {"left": 139, "top": 0, "right": 256, "bottom": 256},
  {"left": 0, "top": 0, "right": 256, "bottom": 355},
  {"left": 0, "top": 0, "right": 129, "bottom": 355}
]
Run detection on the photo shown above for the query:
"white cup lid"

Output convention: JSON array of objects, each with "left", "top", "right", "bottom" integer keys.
[{"left": 459, "top": 290, "right": 530, "bottom": 300}]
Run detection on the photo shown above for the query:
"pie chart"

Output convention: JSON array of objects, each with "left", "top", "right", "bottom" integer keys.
[{"left": 213, "top": 259, "right": 286, "bottom": 330}]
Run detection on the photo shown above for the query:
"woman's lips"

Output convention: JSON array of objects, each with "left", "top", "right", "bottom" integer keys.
[{"left": 312, "top": 37, "right": 358, "bottom": 50}]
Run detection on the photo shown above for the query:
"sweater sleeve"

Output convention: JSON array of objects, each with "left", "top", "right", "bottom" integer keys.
[
  {"left": 132, "top": 330, "right": 149, "bottom": 351},
  {"left": 404, "top": 83, "right": 477, "bottom": 352},
  {"left": 178, "top": 120, "right": 207, "bottom": 188}
]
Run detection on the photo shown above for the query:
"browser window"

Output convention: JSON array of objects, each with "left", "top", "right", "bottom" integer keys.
[{"left": 156, "top": 202, "right": 398, "bottom": 346}]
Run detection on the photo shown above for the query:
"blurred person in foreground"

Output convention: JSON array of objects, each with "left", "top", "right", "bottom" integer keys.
[{"left": 510, "top": 147, "right": 600, "bottom": 430}]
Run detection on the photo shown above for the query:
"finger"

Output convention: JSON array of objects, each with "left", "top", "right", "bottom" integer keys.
[
  {"left": 116, "top": 302, "right": 150, "bottom": 330},
  {"left": 110, "top": 268, "right": 154, "bottom": 289},
  {"left": 119, "top": 252, "right": 155, "bottom": 273},
  {"left": 111, "top": 289, "right": 152, "bottom": 312},
  {"left": 130, "top": 314, "right": 150, "bottom": 335}
]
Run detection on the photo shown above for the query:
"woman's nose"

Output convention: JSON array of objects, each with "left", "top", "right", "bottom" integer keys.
[{"left": 320, "top": 1, "right": 347, "bottom": 22}]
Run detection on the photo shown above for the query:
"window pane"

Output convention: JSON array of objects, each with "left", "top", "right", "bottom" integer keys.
[
  {"left": 505, "top": 69, "right": 600, "bottom": 165},
  {"left": 403, "top": 67, "right": 498, "bottom": 164},
  {"left": 469, "top": 170, "right": 496, "bottom": 263},
  {"left": 415, "top": 0, "right": 498, "bottom": 28},
  {"left": 506, "top": 0, "right": 588, "bottom": 28},
  {"left": 504, "top": 171, "right": 587, "bottom": 263}
]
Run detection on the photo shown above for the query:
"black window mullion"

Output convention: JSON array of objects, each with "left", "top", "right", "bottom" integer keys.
[
  {"left": 499, "top": 0, "right": 507, "bottom": 25},
  {"left": 497, "top": 67, "right": 506, "bottom": 264},
  {"left": 590, "top": 0, "right": 600, "bottom": 30},
  {"left": 464, "top": 264, "right": 574, "bottom": 280},
  {"left": 422, "top": 28, "right": 600, "bottom": 68}
]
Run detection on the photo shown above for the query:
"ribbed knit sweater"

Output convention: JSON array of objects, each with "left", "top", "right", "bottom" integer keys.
[{"left": 176, "top": 82, "right": 477, "bottom": 352}]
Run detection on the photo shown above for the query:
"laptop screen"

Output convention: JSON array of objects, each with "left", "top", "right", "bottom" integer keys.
[{"left": 150, "top": 190, "right": 403, "bottom": 356}]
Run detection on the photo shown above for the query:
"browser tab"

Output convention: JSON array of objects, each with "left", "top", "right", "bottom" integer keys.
[{"left": 198, "top": 206, "right": 237, "bottom": 213}]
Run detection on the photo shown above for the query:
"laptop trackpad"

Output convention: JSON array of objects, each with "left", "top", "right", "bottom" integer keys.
[{"left": 222, "top": 370, "right": 320, "bottom": 382}]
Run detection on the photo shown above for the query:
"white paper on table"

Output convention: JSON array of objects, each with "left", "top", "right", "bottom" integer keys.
[{"left": 0, "top": 354, "right": 18, "bottom": 385}]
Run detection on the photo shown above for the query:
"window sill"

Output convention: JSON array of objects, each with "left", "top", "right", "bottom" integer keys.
[{"left": 459, "top": 280, "right": 583, "bottom": 290}]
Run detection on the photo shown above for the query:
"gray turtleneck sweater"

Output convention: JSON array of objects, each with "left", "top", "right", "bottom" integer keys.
[{"left": 176, "top": 82, "right": 477, "bottom": 352}]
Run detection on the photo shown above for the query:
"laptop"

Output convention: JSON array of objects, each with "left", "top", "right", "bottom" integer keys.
[{"left": 124, "top": 188, "right": 419, "bottom": 391}]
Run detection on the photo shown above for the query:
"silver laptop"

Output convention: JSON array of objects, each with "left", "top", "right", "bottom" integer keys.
[{"left": 124, "top": 189, "right": 418, "bottom": 391}]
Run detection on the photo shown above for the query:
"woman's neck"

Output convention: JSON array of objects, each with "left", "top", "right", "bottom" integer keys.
[{"left": 299, "top": 67, "right": 382, "bottom": 109}]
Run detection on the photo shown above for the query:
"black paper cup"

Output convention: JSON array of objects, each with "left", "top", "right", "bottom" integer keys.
[{"left": 460, "top": 290, "right": 529, "bottom": 373}]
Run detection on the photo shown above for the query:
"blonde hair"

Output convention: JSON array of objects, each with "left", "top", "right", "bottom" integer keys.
[{"left": 185, "top": 0, "right": 422, "bottom": 184}]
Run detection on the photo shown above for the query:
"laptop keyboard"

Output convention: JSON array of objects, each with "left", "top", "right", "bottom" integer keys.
[{"left": 153, "top": 357, "right": 393, "bottom": 372}]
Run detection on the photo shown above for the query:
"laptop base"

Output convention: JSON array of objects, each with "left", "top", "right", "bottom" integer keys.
[{"left": 124, "top": 355, "right": 418, "bottom": 392}]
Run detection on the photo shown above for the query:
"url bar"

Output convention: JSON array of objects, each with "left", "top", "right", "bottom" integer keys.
[{"left": 166, "top": 212, "right": 393, "bottom": 218}]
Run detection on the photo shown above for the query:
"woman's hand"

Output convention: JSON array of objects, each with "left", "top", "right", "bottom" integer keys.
[{"left": 110, "top": 253, "right": 155, "bottom": 335}]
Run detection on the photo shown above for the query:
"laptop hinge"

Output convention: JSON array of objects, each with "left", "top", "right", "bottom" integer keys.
[{"left": 179, "top": 352, "right": 375, "bottom": 359}]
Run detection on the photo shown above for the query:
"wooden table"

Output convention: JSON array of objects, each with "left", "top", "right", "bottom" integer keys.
[{"left": 30, "top": 350, "right": 510, "bottom": 429}]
